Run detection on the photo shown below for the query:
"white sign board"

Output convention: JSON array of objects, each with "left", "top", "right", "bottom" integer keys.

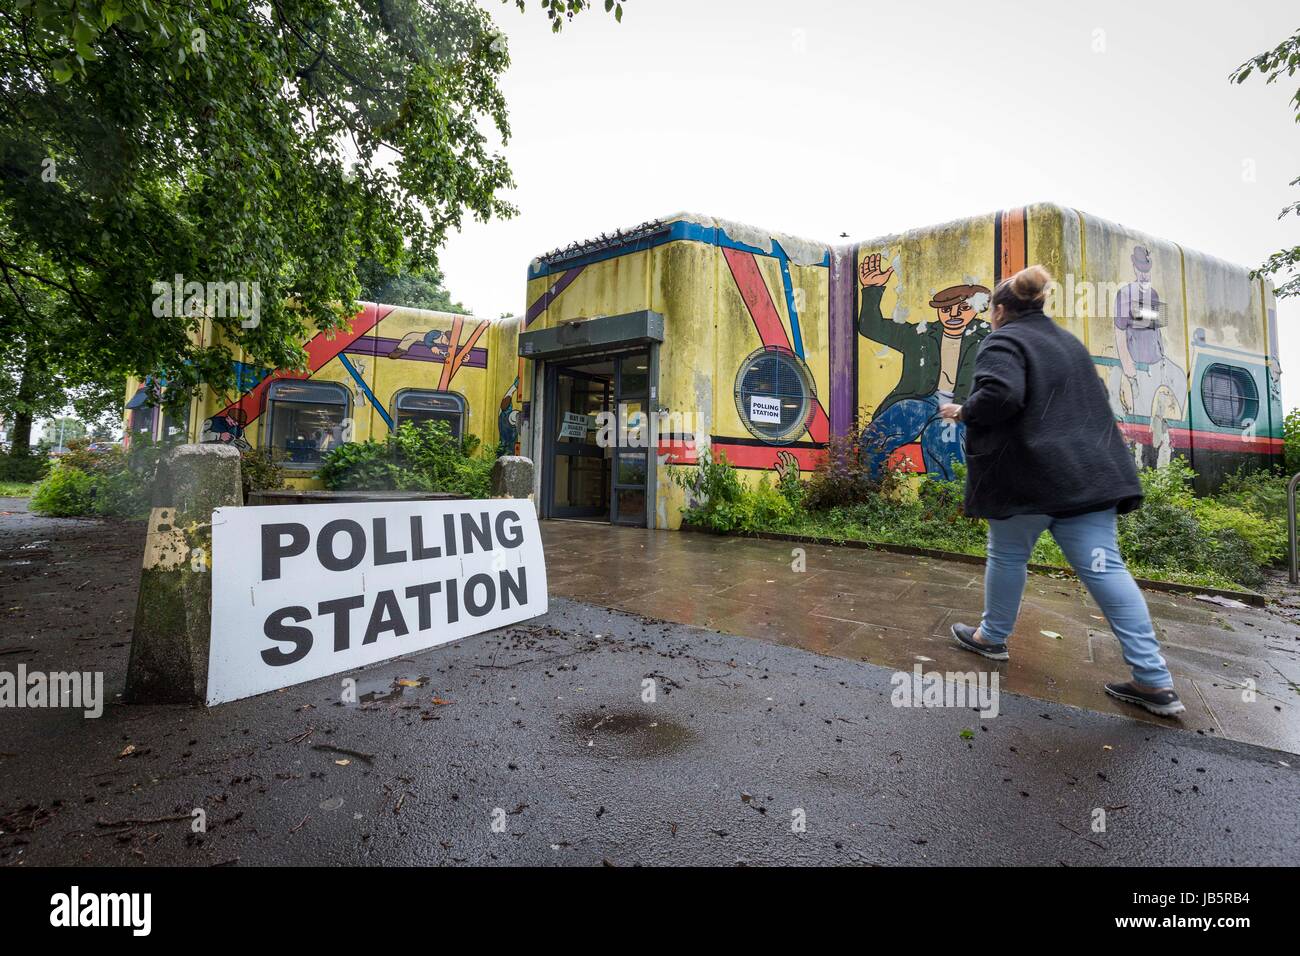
[
  {"left": 207, "top": 499, "right": 548, "bottom": 705},
  {"left": 750, "top": 395, "right": 782, "bottom": 425},
  {"left": 559, "top": 411, "right": 592, "bottom": 440}
]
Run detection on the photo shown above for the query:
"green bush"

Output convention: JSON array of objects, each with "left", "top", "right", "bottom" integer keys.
[
  {"left": 30, "top": 465, "right": 95, "bottom": 516},
  {"left": 0, "top": 452, "right": 50, "bottom": 483},
  {"left": 28, "top": 438, "right": 161, "bottom": 518},
  {"left": 317, "top": 438, "right": 401, "bottom": 490},
  {"left": 680, "top": 449, "right": 1278, "bottom": 592},
  {"left": 804, "top": 429, "right": 895, "bottom": 510},
  {"left": 1284, "top": 407, "right": 1300, "bottom": 476},
  {"left": 674, "top": 447, "right": 746, "bottom": 532},
  {"left": 240, "top": 447, "right": 287, "bottom": 502},
  {"left": 318, "top": 421, "right": 493, "bottom": 498}
]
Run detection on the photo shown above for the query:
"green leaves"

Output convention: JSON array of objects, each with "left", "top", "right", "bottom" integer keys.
[
  {"left": 0, "top": 0, "right": 625, "bottom": 408},
  {"left": 1232, "top": 28, "right": 1300, "bottom": 298}
]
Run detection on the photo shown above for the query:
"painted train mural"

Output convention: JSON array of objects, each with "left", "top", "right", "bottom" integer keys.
[
  {"left": 127, "top": 203, "right": 1283, "bottom": 529},
  {"left": 125, "top": 304, "right": 522, "bottom": 473}
]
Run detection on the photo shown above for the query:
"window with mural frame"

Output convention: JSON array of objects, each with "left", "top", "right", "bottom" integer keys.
[
  {"left": 392, "top": 389, "right": 467, "bottom": 439},
  {"left": 265, "top": 380, "right": 352, "bottom": 468},
  {"left": 1200, "top": 363, "right": 1259, "bottom": 430}
]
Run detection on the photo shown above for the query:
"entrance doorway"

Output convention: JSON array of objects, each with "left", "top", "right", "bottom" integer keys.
[{"left": 543, "top": 350, "right": 652, "bottom": 526}]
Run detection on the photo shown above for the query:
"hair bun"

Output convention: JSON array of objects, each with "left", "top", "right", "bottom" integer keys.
[{"left": 1010, "top": 264, "right": 1052, "bottom": 305}]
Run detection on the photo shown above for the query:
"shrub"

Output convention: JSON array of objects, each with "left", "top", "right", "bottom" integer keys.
[
  {"left": 318, "top": 421, "right": 493, "bottom": 498},
  {"left": 391, "top": 422, "right": 494, "bottom": 498},
  {"left": 804, "top": 429, "right": 886, "bottom": 511},
  {"left": 0, "top": 453, "right": 50, "bottom": 483},
  {"left": 240, "top": 447, "right": 287, "bottom": 502},
  {"left": 317, "top": 438, "right": 401, "bottom": 491},
  {"left": 28, "top": 438, "right": 161, "bottom": 518},
  {"left": 674, "top": 447, "right": 745, "bottom": 532},
  {"left": 735, "top": 476, "right": 795, "bottom": 532},
  {"left": 30, "top": 465, "right": 94, "bottom": 516},
  {"left": 1284, "top": 407, "right": 1300, "bottom": 477}
]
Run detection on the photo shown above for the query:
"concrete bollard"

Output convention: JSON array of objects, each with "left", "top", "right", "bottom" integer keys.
[
  {"left": 491, "top": 455, "right": 535, "bottom": 504},
  {"left": 124, "top": 444, "right": 242, "bottom": 704}
]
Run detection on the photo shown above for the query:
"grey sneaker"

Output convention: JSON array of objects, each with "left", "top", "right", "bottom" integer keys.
[
  {"left": 951, "top": 622, "right": 1009, "bottom": 661},
  {"left": 1104, "top": 681, "right": 1186, "bottom": 717}
]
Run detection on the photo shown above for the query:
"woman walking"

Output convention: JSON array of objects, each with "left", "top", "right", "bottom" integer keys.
[{"left": 939, "top": 265, "right": 1184, "bottom": 717}]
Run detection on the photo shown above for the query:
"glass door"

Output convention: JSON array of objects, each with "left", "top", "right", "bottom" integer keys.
[
  {"left": 611, "top": 351, "right": 650, "bottom": 526},
  {"left": 549, "top": 366, "right": 611, "bottom": 519}
]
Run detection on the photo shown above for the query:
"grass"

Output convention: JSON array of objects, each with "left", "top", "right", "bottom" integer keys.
[
  {"left": 0, "top": 481, "right": 35, "bottom": 497},
  {"left": 763, "top": 509, "right": 1253, "bottom": 593}
]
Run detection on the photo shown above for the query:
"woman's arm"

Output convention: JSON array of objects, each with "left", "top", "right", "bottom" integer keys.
[{"left": 959, "top": 337, "right": 1027, "bottom": 428}]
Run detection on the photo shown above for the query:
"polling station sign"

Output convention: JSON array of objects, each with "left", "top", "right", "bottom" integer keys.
[{"left": 207, "top": 499, "right": 548, "bottom": 705}]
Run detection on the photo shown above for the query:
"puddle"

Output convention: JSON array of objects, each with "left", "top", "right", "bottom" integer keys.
[
  {"left": 352, "top": 674, "right": 432, "bottom": 705},
  {"left": 570, "top": 709, "right": 695, "bottom": 758}
]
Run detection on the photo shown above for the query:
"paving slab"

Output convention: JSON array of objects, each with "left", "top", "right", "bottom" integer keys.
[{"left": 541, "top": 522, "right": 1300, "bottom": 754}]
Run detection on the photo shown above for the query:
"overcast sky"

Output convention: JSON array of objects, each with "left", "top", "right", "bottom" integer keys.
[{"left": 440, "top": 0, "right": 1300, "bottom": 407}]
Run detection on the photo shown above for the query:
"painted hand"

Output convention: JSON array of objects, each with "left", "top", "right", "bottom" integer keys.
[
  {"left": 1119, "top": 375, "right": 1136, "bottom": 414},
  {"left": 774, "top": 449, "right": 800, "bottom": 481},
  {"left": 858, "top": 253, "right": 894, "bottom": 288}
]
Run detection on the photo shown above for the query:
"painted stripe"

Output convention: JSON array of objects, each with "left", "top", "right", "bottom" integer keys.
[
  {"left": 772, "top": 240, "right": 805, "bottom": 358},
  {"left": 445, "top": 319, "right": 489, "bottom": 386},
  {"left": 338, "top": 354, "right": 394, "bottom": 432},
  {"left": 528, "top": 219, "right": 831, "bottom": 280},
  {"left": 658, "top": 436, "right": 824, "bottom": 472},
  {"left": 524, "top": 266, "right": 585, "bottom": 327},
  {"left": 722, "top": 246, "right": 793, "bottom": 349},
  {"left": 344, "top": 337, "right": 488, "bottom": 368},
  {"left": 827, "top": 245, "right": 857, "bottom": 439},
  {"left": 222, "top": 304, "right": 390, "bottom": 424},
  {"left": 996, "top": 207, "right": 1027, "bottom": 283},
  {"left": 1117, "top": 422, "right": 1282, "bottom": 453},
  {"left": 722, "top": 247, "right": 831, "bottom": 443}
]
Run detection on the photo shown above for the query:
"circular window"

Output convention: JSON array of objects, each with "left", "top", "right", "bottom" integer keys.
[
  {"left": 1200, "top": 363, "right": 1259, "bottom": 429},
  {"left": 734, "top": 347, "right": 816, "bottom": 444}
]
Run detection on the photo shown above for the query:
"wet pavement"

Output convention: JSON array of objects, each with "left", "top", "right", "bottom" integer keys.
[
  {"left": 2, "top": 501, "right": 1298, "bottom": 866},
  {"left": 540, "top": 521, "right": 1300, "bottom": 755}
]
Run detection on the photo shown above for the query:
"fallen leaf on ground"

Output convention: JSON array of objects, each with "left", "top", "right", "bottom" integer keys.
[{"left": 1040, "top": 630, "right": 1063, "bottom": 640}]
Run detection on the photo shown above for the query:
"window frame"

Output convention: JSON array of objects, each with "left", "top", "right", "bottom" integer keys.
[
  {"left": 1200, "top": 363, "right": 1259, "bottom": 430},
  {"left": 264, "top": 379, "right": 352, "bottom": 469},
  {"left": 733, "top": 347, "right": 816, "bottom": 444},
  {"left": 391, "top": 388, "right": 468, "bottom": 440}
]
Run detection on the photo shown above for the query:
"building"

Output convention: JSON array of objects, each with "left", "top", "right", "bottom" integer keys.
[{"left": 127, "top": 203, "right": 1284, "bottom": 527}]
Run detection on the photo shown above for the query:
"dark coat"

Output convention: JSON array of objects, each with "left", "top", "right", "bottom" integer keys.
[
  {"left": 960, "top": 310, "right": 1143, "bottom": 520},
  {"left": 858, "top": 287, "right": 990, "bottom": 411}
]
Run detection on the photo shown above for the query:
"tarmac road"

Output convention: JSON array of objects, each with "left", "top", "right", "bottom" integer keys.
[{"left": 1, "top": 502, "right": 1297, "bottom": 866}]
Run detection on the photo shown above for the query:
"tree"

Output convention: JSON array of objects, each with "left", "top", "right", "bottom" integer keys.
[
  {"left": 0, "top": 0, "right": 624, "bottom": 407},
  {"left": 357, "top": 256, "right": 469, "bottom": 313},
  {"left": 1232, "top": 28, "right": 1300, "bottom": 299},
  {"left": 40, "top": 414, "right": 86, "bottom": 447},
  {"left": 0, "top": 231, "right": 122, "bottom": 459}
]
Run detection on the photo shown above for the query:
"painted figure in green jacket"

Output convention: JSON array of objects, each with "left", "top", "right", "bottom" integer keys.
[{"left": 858, "top": 254, "right": 991, "bottom": 479}]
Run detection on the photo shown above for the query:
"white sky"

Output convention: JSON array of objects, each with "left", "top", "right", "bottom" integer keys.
[{"left": 440, "top": 0, "right": 1300, "bottom": 409}]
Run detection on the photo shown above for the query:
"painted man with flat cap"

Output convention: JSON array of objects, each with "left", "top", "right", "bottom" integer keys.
[{"left": 858, "top": 254, "right": 991, "bottom": 480}]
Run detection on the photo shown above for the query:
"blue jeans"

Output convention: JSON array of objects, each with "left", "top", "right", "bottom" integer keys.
[
  {"left": 863, "top": 395, "right": 965, "bottom": 481},
  {"left": 981, "top": 508, "right": 1174, "bottom": 688}
]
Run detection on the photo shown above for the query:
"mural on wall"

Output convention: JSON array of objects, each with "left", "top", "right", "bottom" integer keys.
[
  {"left": 1104, "top": 244, "right": 1187, "bottom": 467},
  {"left": 856, "top": 253, "right": 991, "bottom": 480},
  {"left": 201, "top": 410, "right": 250, "bottom": 449},
  {"left": 497, "top": 380, "right": 519, "bottom": 455}
]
